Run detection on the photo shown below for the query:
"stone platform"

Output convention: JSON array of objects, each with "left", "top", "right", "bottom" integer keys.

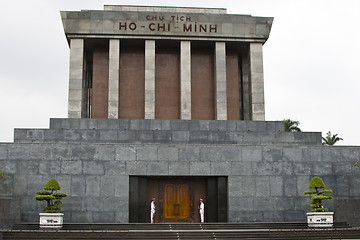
[
  {"left": 14, "top": 119, "right": 321, "bottom": 145},
  {"left": 1, "top": 119, "right": 360, "bottom": 227}
]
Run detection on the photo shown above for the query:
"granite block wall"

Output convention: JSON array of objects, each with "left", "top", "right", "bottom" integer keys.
[
  {"left": 1, "top": 119, "right": 360, "bottom": 226},
  {"left": 14, "top": 119, "right": 321, "bottom": 145},
  {"left": 61, "top": 7, "right": 273, "bottom": 41}
]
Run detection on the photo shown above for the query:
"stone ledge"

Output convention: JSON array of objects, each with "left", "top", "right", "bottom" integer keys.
[
  {"left": 49, "top": 118, "right": 285, "bottom": 132},
  {"left": 14, "top": 128, "right": 321, "bottom": 145}
]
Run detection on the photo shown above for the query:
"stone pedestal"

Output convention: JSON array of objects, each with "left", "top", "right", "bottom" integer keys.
[
  {"left": 307, "top": 212, "right": 334, "bottom": 228},
  {"left": 39, "top": 213, "right": 64, "bottom": 228}
]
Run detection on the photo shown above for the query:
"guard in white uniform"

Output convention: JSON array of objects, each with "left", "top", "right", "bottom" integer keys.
[
  {"left": 150, "top": 198, "right": 156, "bottom": 223},
  {"left": 199, "top": 198, "right": 205, "bottom": 223}
]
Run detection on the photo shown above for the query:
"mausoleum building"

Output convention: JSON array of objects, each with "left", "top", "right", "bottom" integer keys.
[{"left": 0, "top": 5, "right": 360, "bottom": 227}]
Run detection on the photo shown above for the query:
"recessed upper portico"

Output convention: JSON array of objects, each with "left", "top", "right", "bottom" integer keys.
[{"left": 61, "top": 5, "right": 273, "bottom": 121}]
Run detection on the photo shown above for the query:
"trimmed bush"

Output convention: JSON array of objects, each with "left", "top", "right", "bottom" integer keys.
[
  {"left": 44, "top": 178, "right": 61, "bottom": 191},
  {"left": 304, "top": 176, "right": 333, "bottom": 212},
  {"left": 35, "top": 179, "right": 67, "bottom": 213}
]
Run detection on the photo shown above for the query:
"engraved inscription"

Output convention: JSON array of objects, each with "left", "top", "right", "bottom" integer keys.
[{"left": 118, "top": 14, "right": 217, "bottom": 34}]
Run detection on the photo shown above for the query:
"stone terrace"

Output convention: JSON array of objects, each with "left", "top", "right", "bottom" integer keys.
[
  {"left": 13, "top": 119, "right": 321, "bottom": 145},
  {"left": 1, "top": 119, "right": 360, "bottom": 227}
]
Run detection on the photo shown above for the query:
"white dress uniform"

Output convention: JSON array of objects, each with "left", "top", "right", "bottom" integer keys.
[
  {"left": 199, "top": 200, "right": 205, "bottom": 223},
  {"left": 150, "top": 199, "right": 156, "bottom": 223}
]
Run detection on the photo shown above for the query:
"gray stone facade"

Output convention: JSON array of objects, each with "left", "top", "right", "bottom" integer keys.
[
  {"left": 1, "top": 118, "right": 360, "bottom": 226},
  {"left": 1, "top": 5, "right": 359, "bottom": 228}
]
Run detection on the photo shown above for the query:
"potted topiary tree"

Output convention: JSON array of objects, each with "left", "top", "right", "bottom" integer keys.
[
  {"left": 303, "top": 176, "right": 333, "bottom": 227},
  {"left": 35, "top": 178, "right": 67, "bottom": 228}
]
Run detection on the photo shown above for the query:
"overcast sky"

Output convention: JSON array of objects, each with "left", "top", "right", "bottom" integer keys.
[{"left": 0, "top": 0, "right": 359, "bottom": 145}]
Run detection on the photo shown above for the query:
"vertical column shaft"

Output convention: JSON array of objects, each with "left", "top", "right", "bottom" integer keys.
[
  {"left": 68, "top": 39, "right": 84, "bottom": 118},
  {"left": 145, "top": 40, "right": 155, "bottom": 119},
  {"left": 215, "top": 42, "right": 227, "bottom": 120},
  {"left": 180, "top": 41, "right": 191, "bottom": 120},
  {"left": 249, "top": 43, "right": 265, "bottom": 120},
  {"left": 108, "top": 39, "right": 120, "bottom": 119}
]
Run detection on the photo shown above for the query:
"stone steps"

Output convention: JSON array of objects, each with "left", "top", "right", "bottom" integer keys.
[
  {"left": 10, "top": 221, "right": 350, "bottom": 230},
  {"left": 14, "top": 128, "right": 321, "bottom": 145},
  {"left": 2, "top": 222, "right": 359, "bottom": 240},
  {"left": 14, "top": 119, "right": 321, "bottom": 145}
]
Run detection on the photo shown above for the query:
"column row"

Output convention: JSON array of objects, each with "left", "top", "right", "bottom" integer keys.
[{"left": 67, "top": 39, "right": 265, "bottom": 121}]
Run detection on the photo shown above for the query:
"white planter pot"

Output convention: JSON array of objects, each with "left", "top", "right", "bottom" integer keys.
[
  {"left": 306, "top": 212, "right": 334, "bottom": 227},
  {"left": 39, "top": 213, "right": 64, "bottom": 228}
]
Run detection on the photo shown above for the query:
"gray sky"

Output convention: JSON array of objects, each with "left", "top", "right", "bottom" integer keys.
[{"left": 0, "top": 0, "right": 359, "bottom": 145}]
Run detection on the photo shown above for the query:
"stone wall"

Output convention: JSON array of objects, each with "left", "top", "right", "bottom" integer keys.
[
  {"left": 0, "top": 119, "right": 359, "bottom": 226},
  {"left": 61, "top": 7, "right": 273, "bottom": 41},
  {"left": 0, "top": 199, "right": 21, "bottom": 227},
  {"left": 334, "top": 198, "right": 360, "bottom": 227}
]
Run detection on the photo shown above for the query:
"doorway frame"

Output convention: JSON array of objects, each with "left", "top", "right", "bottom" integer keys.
[{"left": 129, "top": 176, "right": 228, "bottom": 223}]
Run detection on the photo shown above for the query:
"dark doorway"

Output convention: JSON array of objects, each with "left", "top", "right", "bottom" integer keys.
[{"left": 129, "top": 176, "right": 227, "bottom": 223}]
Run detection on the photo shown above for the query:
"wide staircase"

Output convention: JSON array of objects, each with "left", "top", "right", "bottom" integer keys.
[{"left": 1, "top": 222, "right": 360, "bottom": 239}]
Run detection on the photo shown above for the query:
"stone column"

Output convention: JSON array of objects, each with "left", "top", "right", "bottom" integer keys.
[
  {"left": 145, "top": 40, "right": 155, "bottom": 119},
  {"left": 108, "top": 39, "right": 120, "bottom": 119},
  {"left": 68, "top": 39, "right": 84, "bottom": 118},
  {"left": 180, "top": 41, "right": 191, "bottom": 120},
  {"left": 249, "top": 43, "right": 265, "bottom": 121},
  {"left": 214, "top": 42, "right": 227, "bottom": 120}
]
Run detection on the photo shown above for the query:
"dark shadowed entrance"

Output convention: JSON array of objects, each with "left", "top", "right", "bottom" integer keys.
[{"left": 129, "top": 176, "right": 227, "bottom": 223}]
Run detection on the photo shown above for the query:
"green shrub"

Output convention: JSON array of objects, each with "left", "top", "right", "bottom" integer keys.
[
  {"left": 304, "top": 176, "right": 333, "bottom": 212},
  {"left": 308, "top": 176, "right": 326, "bottom": 188},
  {"left": 303, "top": 190, "right": 317, "bottom": 195},
  {"left": 35, "top": 179, "right": 67, "bottom": 213}
]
